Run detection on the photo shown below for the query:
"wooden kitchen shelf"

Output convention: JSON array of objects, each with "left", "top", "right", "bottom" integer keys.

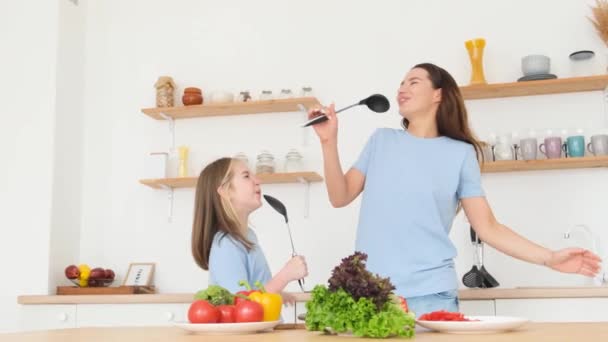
[
  {"left": 141, "top": 97, "right": 320, "bottom": 120},
  {"left": 481, "top": 156, "right": 608, "bottom": 173},
  {"left": 460, "top": 75, "right": 608, "bottom": 100},
  {"left": 140, "top": 171, "right": 324, "bottom": 189}
]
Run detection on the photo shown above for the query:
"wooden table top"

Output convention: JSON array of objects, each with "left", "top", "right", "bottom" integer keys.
[{"left": 2, "top": 323, "right": 608, "bottom": 342}]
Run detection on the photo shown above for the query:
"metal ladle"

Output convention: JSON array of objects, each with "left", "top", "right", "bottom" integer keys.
[
  {"left": 301, "top": 94, "right": 390, "bottom": 127},
  {"left": 263, "top": 194, "right": 305, "bottom": 292}
]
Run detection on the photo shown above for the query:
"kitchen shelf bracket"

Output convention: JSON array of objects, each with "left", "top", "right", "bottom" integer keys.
[
  {"left": 159, "top": 112, "right": 175, "bottom": 151},
  {"left": 296, "top": 176, "right": 311, "bottom": 218},
  {"left": 159, "top": 184, "right": 174, "bottom": 222}
]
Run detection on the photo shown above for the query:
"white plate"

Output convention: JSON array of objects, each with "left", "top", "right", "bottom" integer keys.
[
  {"left": 416, "top": 316, "right": 529, "bottom": 334},
  {"left": 173, "top": 320, "right": 281, "bottom": 334}
]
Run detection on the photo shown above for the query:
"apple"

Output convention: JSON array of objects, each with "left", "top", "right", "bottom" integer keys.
[
  {"left": 104, "top": 269, "right": 115, "bottom": 280},
  {"left": 89, "top": 267, "right": 106, "bottom": 280},
  {"left": 65, "top": 265, "right": 80, "bottom": 280}
]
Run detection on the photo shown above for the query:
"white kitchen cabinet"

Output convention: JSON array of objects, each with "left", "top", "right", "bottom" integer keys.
[
  {"left": 495, "top": 298, "right": 608, "bottom": 322},
  {"left": 77, "top": 304, "right": 189, "bottom": 327},
  {"left": 20, "top": 305, "right": 76, "bottom": 331},
  {"left": 460, "top": 300, "right": 495, "bottom": 316}
]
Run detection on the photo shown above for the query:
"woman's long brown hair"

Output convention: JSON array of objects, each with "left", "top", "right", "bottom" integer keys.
[
  {"left": 402, "top": 63, "right": 484, "bottom": 162},
  {"left": 191, "top": 157, "right": 253, "bottom": 270}
]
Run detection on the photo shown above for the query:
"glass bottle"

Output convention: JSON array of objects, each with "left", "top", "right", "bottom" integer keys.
[{"left": 256, "top": 150, "right": 276, "bottom": 174}]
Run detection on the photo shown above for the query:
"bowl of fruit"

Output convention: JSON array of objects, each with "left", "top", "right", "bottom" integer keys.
[{"left": 65, "top": 264, "right": 115, "bottom": 287}]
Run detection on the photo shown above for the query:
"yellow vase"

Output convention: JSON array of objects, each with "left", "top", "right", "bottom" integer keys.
[
  {"left": 465, "top": 38, "right": 487, "bottom": 85},
  {"left": 177, "top": 146, "right": 189, "bottom": 177}
]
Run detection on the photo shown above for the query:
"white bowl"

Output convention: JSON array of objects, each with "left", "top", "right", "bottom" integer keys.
[{"left": 521, "top": 55, "right": 550, "bottom": 76}]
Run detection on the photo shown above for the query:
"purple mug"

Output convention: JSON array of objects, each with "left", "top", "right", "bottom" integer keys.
[{"left": 539, "top": 137, "right": 564, "bottom": 159}]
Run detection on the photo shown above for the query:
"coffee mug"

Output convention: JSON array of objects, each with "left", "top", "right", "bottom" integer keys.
[
  {"left": 565, "top": 135, "right": 585, "bottom": 158},
  {"left": 517, "top": 138, "right": 538, "bottom": 160},
  {"left": 539, "top": 137, "right": 563, "bottom": 159},
  {"left": 587, "top": 134, "right": 608, "bottom": 156}
]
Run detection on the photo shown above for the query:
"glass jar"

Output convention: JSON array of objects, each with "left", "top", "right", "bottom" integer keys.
[
  {"left": 278, "top": 89, "right": 293, "bottom": 99},
  {"left": 284, "top": 149, "right": 303, "bottom": 173},
  {"left": 259, "top": 90, "right": 274, "bottom": 101},
  {"left": 301, "top": 86, "right": 313, "bottom": 97},
  {"left": 256, "top": 150, "right": 276, "bottom": 174},
  {"left": 233, "top": 152, "right": 250, "bottom": 169}
]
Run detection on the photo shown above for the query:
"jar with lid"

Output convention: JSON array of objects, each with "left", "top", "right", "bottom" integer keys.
[
  {"left": 279, "top": 89, "right": 293, "bottom": 99},
  {"left": 301, "top": 86, "right": 313, "bottom": 97},
  {"left": 284, "top": 149, "right": 303, "bottom": 173},
  {"left": 259, "top": 90, "right": 274, "bottom": 101},
  {"left": 256, "top": 150, "right": 276, "bottom": 174},
  {"left": 233, "top": 152, "right": 250, "bottom": 169}
]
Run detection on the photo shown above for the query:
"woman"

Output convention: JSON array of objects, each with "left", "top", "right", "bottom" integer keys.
[{"left": 309, "top": 63, "right": 602, "bottom": 316}]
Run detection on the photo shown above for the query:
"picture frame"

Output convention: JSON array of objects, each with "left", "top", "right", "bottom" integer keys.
[{"left": 122, "top": 262, "right": 155, "bottom": 286}]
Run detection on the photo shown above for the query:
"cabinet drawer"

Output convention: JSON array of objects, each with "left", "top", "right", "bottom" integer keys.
[
  {"left": 460, "top": 300, "right": 495, "bottom": 316},
  {"left": 20, "top": 304, "right": 76, "bottom": 331},
  {"left": 495, "top": 298, "right": 608, "bottom": 322},
  {"left": 77, "top": 304, "right": 189, "bottom": 327}
]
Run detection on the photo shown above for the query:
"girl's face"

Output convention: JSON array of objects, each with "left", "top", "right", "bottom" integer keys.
[
  {"left": 226, "top": 160, "right": 262, "bottom": 213},
  {"left": 397, "top": 67, "right": 441, "bottom": 121}
]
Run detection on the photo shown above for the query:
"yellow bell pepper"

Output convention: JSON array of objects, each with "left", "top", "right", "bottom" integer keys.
[{"left": 249, "top": 281, "right": 282, "bottom": 321}]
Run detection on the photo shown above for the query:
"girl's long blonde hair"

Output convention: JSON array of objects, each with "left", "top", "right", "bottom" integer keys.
[{"left": 191, "top": 157, "right": 253, "bottom": 270}]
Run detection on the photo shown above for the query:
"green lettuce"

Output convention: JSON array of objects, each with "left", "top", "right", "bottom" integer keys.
[
  {"left": 194, "top": 285, "right": 234, "bottom": 306},
  {"left": 305, "top": 285, "right": 415, "bottom": 338}
]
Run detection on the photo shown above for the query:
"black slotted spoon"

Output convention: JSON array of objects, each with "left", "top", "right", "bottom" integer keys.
[
  {"left": 462, "top": 226, "right": 483, "bottom": 288},
  {"left": 263, "top": 194, "right": 305, "bottom": 292},
  {"left": 475, "top": 229, "right": 500, "bottom": 288}
]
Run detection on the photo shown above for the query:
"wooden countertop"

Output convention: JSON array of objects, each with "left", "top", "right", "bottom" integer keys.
[
  {"left": 18, "top": 287, "right": 608, "bottom": 305},
  {"left": 2, "top": 323, "right": 608, "bottom": 341}
]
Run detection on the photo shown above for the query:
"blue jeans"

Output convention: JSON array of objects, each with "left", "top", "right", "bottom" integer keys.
[{"left": 406, "top": 290, "right": 459, "bottom": 318}]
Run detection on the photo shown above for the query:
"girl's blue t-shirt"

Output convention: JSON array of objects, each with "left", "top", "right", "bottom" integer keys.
[
  {"left": 208, "top": 229, "right": 272, "bottom": 293},
  {"left": 353, "top": 128, "right": 484, "bottom": 297}
]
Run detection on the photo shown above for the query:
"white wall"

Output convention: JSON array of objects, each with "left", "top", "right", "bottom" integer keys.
[
  {"left": 5, "top": 0, "right": 608, "bottom": 332},
  {"left": 75, "top": 0, "right": 608, "bottom": 296},
  {"left": 0, "top": 0, "right": 60, "bottom": 333}
]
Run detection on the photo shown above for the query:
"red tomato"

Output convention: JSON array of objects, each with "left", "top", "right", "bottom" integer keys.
[
  {"left": 217, "top": 305, "right": 236, "bottom": 323},
  {"left": 188, "top": 300, "right": 220, "bottom": 323},
  {"left": 234, "top": 300, "right": 264, "bottom": 323}
]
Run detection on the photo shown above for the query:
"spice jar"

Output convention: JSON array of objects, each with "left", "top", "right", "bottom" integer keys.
[
  {"left": 279, "top": 89, "right": 293, "bottom": 99},
  {"left": 182, "top": 87, "right": 203, "bottom": 106},
  {"left": 259, "top": 90, "right": 274, "bottom": 101},
  {"left": 301, "top": 86, "right": 313, "bottom": 97},
  {"left": 154, "top": 76, "right": 176, "bottom": 107},
  {"left": 284, "top": 149, "right": 303, "bottom": 173},
  {"left": 256, "top": 150, "right": 276, "bottom": 174}
]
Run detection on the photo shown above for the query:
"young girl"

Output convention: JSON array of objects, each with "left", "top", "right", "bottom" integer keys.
[
  {"left": 308, "top": 63, "right": 602, "bottom": 316},
  {"left": 191, "top": 157, "right": 308, "bottom": 298}
]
